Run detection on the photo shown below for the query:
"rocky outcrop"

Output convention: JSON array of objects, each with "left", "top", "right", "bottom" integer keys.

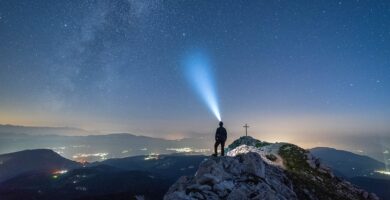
[
  {"left": 305, "top": 152, "right": 334, "bottom": 177},
  {"left": 227, "top": 144, "right": 285, "bottom": 168},
  {"left": 278, "top": 143, "right": 380, "bottom": 200},
  {"left": 164, "top": 152, "right": 297, "bottom": 200},
  {"left": 227, "top": 136, "right": 269, "bottom": 149},
  {"left": 165, "top": 136, "right": 380, "bottom": 200}
]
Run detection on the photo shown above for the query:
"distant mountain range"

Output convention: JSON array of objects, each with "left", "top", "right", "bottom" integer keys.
[
  {"left": 0, "top": 125, "right": 214, "bottom": 161},
  {"left": 0, "top": 124, "right": 94, "bottom": 136},
  {"left": 1, "top": 124, "right": 387, "bottom": 163},
  {"left": 0, "top": 125, "right": 389, "bottom": 199}
]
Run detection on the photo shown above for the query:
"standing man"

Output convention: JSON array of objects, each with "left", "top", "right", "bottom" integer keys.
[{"left": 213, "top": 121, "right": 227, "bottom": 156}]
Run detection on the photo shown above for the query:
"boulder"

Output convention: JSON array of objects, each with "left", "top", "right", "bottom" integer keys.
[{"left": 164, "top": 152, "right": 297, "bottom": 200}]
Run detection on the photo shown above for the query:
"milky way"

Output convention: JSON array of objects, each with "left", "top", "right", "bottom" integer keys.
[{"left": 0, "top": 0, "right": 389, "bottom": 145}]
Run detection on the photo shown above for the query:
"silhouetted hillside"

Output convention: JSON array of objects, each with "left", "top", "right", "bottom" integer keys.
[
  {"left": 0, "top": 165, "right": 169, "bottom": 200},
  {"left": 0, "top": 151, "right": 207, "bottom": 200},
  {"left": 310, "top": 147, "right": 385, "bottom": 178},
  {"left": 0, "top": 149, "right": 80, "bottom": 182},
  {"left": 348, "top": 176, "right": 390, "bottom": 200},
  {"left": 100, "top": 154, "right": 207, "bottom": 180}
]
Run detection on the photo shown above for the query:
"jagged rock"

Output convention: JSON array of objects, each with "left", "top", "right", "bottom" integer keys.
[
  {"left": 226, "top": 188, "right": 248, "bottom": 200},
  {"left": 305, "top": 152, "right": 334, "bottom": 178},
  {"left": 202, "top": 190, "right": 219, "bottom": 200},
  {"left": 228, "top": 144, "right": 285, "bottom": 168},
  {"left": 164, "top": 152, "right": 297, "bottom": 200},
  {"left": 239, "top": 152, "right": 265, "bottom": 178},
  {"left": 190, "top": 191, "right": 204, "bottom": 199},
  {"left": 228, "top": 136, "right": 270, "bottom": 149},
  {"left": 164, "top": 138, "right": 380, "bottom": 200},
  {"left": 265, "top": 153, "right": 277, "bottom": 161},
  {"left": 213, "top": 180, "right": 234, "bottom": 197},
  {"left": 368, "top": 193, "right": 380, "bottom": 200},
  {"left": 164, "top": 191, "right": 190, "bottom": 200},
  {"left": 197, "top": 173, "right": 220, "bottom": 185},
  {"left": 363, "top": 191, "right": 369, "bottom": 199},
  {"left": 198, "top": 185, "right": 212, "bottom": 191},
  {"left": 195, "top": 158, "right": 231, "bottom": 182},
  {"left": 187, "top": 183, "right": 211, "bottom": 192}
]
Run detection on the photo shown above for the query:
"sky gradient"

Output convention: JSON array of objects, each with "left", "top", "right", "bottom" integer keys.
[{"left": 0, "top": 0, "right": 389, "bottom": 148}]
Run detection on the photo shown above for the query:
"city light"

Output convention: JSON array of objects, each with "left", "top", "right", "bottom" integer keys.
[
  {"left": 375, "top": 170, "right": 390, "bottom": 176},
  {"left": 72, "top": 152, "right": 108, "bottom": 160},
  {"left": 144, "top": 153, "right": 159, "bottom": 160},
  {"left": 166, "top": 147, "right": 210, "bottom": 153},
  {"left": 53, "top": 170, "right": 68, "bottom": 174}
]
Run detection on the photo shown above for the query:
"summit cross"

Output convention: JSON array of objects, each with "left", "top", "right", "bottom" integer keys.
[{"left": 243, "top": 123, "right": 249, "bottom": 137}]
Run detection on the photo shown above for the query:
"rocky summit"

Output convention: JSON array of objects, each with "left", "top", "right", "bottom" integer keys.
[
  {"left": 164, "top": 152, "right": 296, "bottom": 200},
  {"left": 164, "top": 136, "right": 380, "bottom": 200}
]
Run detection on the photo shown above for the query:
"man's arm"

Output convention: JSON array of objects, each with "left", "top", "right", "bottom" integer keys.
[
  {"left": 215, "top": 128, "right": 220, "bottom": 141},
  {"left": 223, "top": 128, "right": 227, "bottom": 141}
]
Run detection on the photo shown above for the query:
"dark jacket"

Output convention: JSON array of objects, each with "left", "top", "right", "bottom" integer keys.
[{"left": 215, "top": 127, "right": 227, "bottom": 142}]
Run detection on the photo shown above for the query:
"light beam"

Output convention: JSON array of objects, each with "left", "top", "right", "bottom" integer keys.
[{"left": 184, "top": 51, "right": 221, "bottom": 121}]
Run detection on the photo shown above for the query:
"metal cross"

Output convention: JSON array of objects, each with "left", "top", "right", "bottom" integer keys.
[{"left": 243, "top": 123, "right": 249, "bottom": 136}]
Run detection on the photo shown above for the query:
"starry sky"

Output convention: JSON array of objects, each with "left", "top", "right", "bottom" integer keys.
[{"left": 0, "top": 0, "right": 389, "bottom": 147}]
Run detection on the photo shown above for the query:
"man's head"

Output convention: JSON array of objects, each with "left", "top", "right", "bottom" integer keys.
[{"left": 219, "top": 121, "right": 223, "bottom": 127}]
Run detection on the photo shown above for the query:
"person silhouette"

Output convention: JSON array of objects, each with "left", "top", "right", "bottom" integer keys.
[{"left": 213, "top": 121, "right": 227, "bottom": 156}]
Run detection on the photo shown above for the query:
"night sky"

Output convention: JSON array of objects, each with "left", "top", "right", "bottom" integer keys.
[{"left": 0, "top": 0, "right": 389, "bottom": 147}]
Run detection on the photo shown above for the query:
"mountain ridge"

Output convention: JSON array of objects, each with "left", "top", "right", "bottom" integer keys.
[
  {"left": 164, "top": 136, "right": 380, "bottom": 200},
  {"left": 310, "top": 147, "right": 386, "bottom": 178},
  {"left": 0, "top": 149, "right": 81, "bottom": 183}
]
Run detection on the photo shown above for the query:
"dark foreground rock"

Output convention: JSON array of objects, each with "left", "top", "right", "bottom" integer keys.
[
  {"left": 164, "top": 152, "right": 297, "bottom": 200},
  {"left": 164, "top": 139, "right": 380, "bottom": 200}
]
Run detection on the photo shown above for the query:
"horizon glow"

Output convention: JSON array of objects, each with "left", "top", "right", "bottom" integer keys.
[
  {"left": 184, "top": 52, "right": 221, "bottom": 121},
  {"left": 1, "top": 0, "right": 390, "bottom": 163}
]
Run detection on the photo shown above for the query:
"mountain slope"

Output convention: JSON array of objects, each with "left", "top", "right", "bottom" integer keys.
[
  {"left": 99, "top": 154, "right": 207, "bottom": 180},
  {"left": 348, "top": 177, "right": 390, "bottom": 200},
  {"left": 310, "top": 147, "right": 385, "bottom": 178},
  {"left": 0, "top": 151, "right": 207, "bottom": 200},
  {"left": 278, "top": 143, "right": 378, "bottom": 200},
  {"left": 0, "top": 165, "right": 170, "bottom": 200},
  {"left": 164, "top": 136, "right": 380, "bottom": 200},
  {"left": 164, "top": 152, "right": 297, "bottom": 200},
  {"left": 0, "top": 149, "right": 81, "bottom": 182}
]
